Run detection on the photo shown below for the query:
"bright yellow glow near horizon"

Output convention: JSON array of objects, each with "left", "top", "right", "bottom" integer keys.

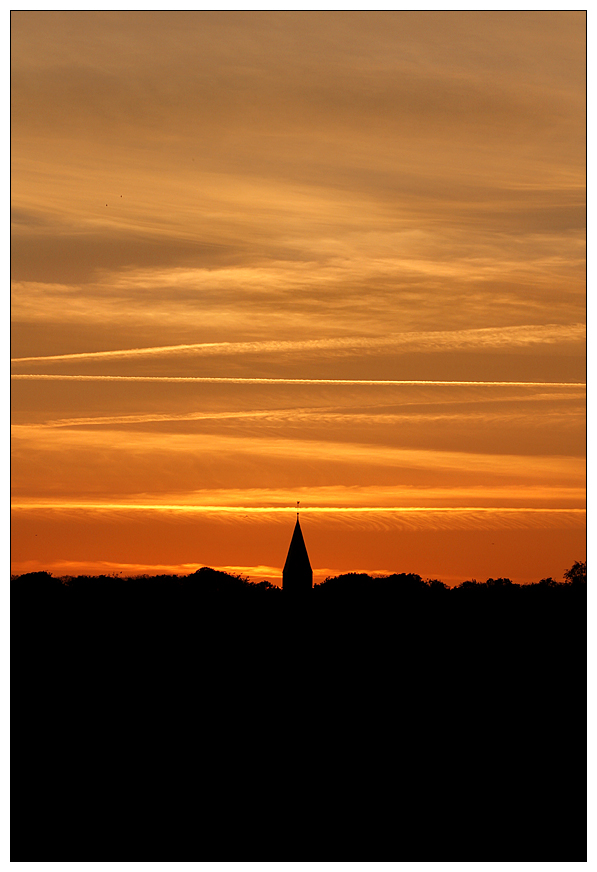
[{"left": 11, "top": 11, "right": 585, "bottom": 585}]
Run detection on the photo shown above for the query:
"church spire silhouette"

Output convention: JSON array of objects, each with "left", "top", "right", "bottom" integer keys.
[{"left": 282, "top": 504, "right": 313, "bottom": 593}]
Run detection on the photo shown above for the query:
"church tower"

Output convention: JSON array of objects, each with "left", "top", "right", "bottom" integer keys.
[{"left": 282, "top": 510, "right": 313, "bottom": 593}]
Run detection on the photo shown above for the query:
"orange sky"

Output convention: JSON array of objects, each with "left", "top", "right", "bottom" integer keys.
[{"left": 11, "top": 11, "right": 586, "bottom": 585}]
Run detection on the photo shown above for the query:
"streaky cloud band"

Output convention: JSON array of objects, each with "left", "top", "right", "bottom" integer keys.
[
  {"left": 10, "top": 323, "right": 586, "bottom": 363},
  {"left": 10, "top": 374, "right": 586, "bottom": 387},
  {"left": 10, "top": 503, "right": 586, "bottom": 513}
]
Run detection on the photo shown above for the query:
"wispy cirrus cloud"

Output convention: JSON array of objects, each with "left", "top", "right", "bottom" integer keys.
[
  {"left": 11, "top": 425, "right": 585, "bottom": 481},
  {"left": 10, "top": 501, "right": 586, "bottom": 537},
  {"left": 11, "top": 403, "right": 586, "bottom": 431},
  {"left": 11, "top": 322, "right": 586, "bottom": 364},
  {"left": 11, "top": 482, "right": 585, "bottom": 510}
]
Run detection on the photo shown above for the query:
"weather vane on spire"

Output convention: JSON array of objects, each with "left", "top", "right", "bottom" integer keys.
[{"left": 297, "top": 500, "right": 300, "bottom": 519}]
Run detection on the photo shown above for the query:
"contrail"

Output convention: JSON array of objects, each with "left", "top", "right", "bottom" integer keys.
[
  {"left": 10, "top": 503, "right": 586, "bottom": 514},
  {"left": 10, "top": 374, "right": 586, "bottom": 387},
  {"left": 10, "top": 323, "right": 586, "bottom": 363},
  {"left": 13, "top": 404, "right": 584, "bottom": 430}
]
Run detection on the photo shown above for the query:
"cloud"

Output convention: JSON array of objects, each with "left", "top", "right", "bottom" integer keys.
[
  {"left": 9, "top": 402, "right": 585, "bottom": 432},
  {"left": 11, "top": 322, "right": 586, "bottom": 364},
  {"left": 10, "top": 500, "right": 586, "bottom": 537},
  {"left": 11, "top": 423, "right": 585, "bottom": 484},
  {"left": 12, "top": 12, "right": 585, "bottom": 149},
  {"left": 12, "top": 480, "right": 585, "bottom": 510},
  {"left": 11, "top": 237, "right": 585, "bottom": 343},
  {"left": 10, "top": 229, "right": 244, "bottom": 283},
  {"left": 11, "top": 374, "right": 585, "bottom": 388},
  {"left": 12, "top": 11, "right": 585, "bottom": 335}
]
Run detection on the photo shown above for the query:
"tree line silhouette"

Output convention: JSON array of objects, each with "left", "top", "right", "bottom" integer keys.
[
  {"left": 10, "top": 558, "right": 587, "bottom": 603},
  {"left": 11, "top": 559, "right": 586, "bottom": 862}
]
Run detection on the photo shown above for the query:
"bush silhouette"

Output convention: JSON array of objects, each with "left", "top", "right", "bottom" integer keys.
[
  {"left": 11, "top": 559, "right": 586, "bottom": 608},
  {"left": 563, "top": 560, "right": 586, "bottom": 585}
]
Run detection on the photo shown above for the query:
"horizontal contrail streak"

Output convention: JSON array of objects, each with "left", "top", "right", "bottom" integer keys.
[
  {"left": 13, "top": 403, "right": 585, "bottom": 430},
  {"left": 10, "top": 503, "right": 586, "bottom": 513},
  {"left": 10, "top": 374, "right": 586, "bottom": 387},
  {"left": 10, "top": 323, "right": 586, "bottom": 363}
]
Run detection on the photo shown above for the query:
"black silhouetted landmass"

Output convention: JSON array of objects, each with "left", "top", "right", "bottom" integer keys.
[
  {"left": 10, "top": 558, "right": 587, "bottom": 603},
  {"left": 10, "top": 561, "right": 587, "bottom": 640},
  {"left": 11, "top": 561, "right": 586, "bottom": 862}
]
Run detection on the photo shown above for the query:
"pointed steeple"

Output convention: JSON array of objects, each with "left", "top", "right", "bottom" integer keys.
[{"left": 282, "top": 514, "right": 313, "bottom": 593}]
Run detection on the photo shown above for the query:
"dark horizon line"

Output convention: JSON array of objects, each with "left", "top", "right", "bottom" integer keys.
[{"left": 11, "top": 561, "right": 586, "bottom": 589}]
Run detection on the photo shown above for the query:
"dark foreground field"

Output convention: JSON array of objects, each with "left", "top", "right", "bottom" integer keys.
[{"left": 11, "top": 568, "right": 586, "bottom": 862}]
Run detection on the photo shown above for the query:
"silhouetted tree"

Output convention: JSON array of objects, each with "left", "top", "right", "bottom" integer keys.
[
  {"left": 378, "top": 572, "right": 425, "bottom": 592},
  {"left": 12, "top": 571, "right": 65, "bottom": 604},
  {"left": 425, "top": 578, "right": 448, "bottom": 591},
  {"left": 455, "top": 579, "right": 482, "bottom": 590},
  {"left": 538, "top": 577, "right": 559, "bottom": 587},
  {"left": 486, "top": 577, "right": 519, "bottom": 590},
  {"left": 315, "top": 573, "right": 373, "bottom": 597},
  {"left": 563, "top": 560, "right": 586, "bottom": 585},
  {"left": 14, "top": 570, "right": 62, "bottom": 588},
  {"left": 252, "top": 580, "right": 280, "bottom": 593},
  {"left": 183, "top": 566, "right": 249, "bottom": 596}
]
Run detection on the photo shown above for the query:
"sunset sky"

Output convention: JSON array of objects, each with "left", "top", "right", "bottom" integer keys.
[{"left": 11, "top": 11, "right": 586, "bottom": 585}]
